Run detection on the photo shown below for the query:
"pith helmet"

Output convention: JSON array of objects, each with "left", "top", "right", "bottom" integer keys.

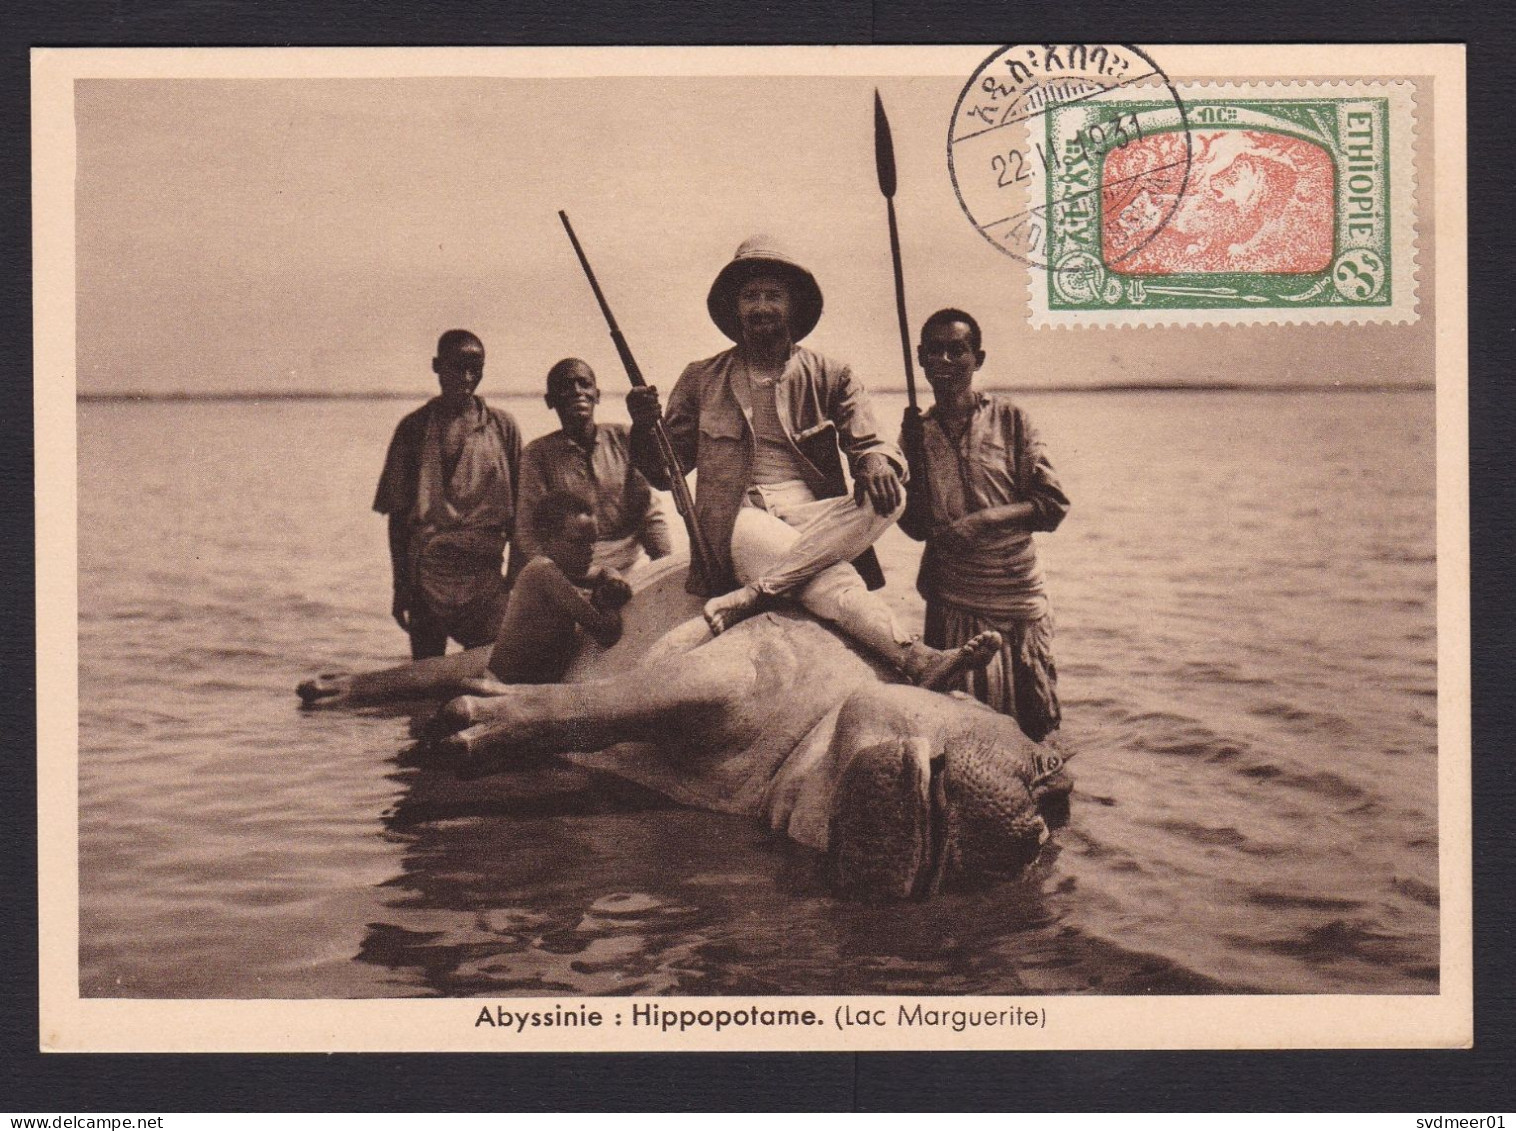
[{"left": 706, "top": 235, "right": 824, "bottom": 343}]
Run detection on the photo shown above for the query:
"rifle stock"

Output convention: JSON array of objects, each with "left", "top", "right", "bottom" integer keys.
[{"left": 558, "top": 211, "right": 720, "bottom": 592}]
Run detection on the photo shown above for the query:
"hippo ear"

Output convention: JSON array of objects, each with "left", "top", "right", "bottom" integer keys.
[{"left": 827, "top": 739, "right": 936, "bottom": 901}]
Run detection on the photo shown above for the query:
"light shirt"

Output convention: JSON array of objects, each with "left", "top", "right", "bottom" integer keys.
[
  {"left": 515, "top": 423, "right": 672, "bottom": 563},
  {"left": 739, "top": 364, "right": 812, "bottom": 485}
]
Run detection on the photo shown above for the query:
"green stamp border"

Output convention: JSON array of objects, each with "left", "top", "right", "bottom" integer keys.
[{"left": 1043, "top": 96, "right": 1393, "bottom": 313}]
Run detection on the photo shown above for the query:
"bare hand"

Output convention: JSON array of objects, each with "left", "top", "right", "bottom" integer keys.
[
  {"left": 853, "top": 452, "right": 904, "bottom": 515},
  {"left": 627, "top": 385, "right": 663, "bottom": 427},
  {"left": 391, "top": 591, "right": 411, "bottom": 632},
  {"left": 593, "top": 575, "right": 633, "bottom": 611}
]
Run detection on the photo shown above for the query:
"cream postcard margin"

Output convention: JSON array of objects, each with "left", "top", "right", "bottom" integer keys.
[{"left": 33, "top": 44, "right": 1469, "bottom": 1052}]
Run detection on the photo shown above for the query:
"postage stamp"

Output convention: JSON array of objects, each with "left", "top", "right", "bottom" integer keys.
[
  {"left": 948, "top": 49, "right": 1420, "bottom": 328},
  {"left": 32, "top": 45, "right": 1467, "bottom": 1055},
  {"left": 1036, "top": 82, "right": 1419, "bottom": 327}
]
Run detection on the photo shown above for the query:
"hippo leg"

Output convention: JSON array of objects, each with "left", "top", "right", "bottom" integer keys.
[
  {"left": 432, "top": 649, "right": 756, "bottom": 761},
  {"left": 296, "top": 646, "right": 492, "bottom": 708}
]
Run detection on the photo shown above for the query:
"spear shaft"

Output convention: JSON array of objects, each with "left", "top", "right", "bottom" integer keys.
[{"left": 874, "top": 91, "right": 918, "bottom": 411}]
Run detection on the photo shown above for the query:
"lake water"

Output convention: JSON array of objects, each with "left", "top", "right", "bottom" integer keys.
[{"left": 75, "top": 389, "right": 1439, "bottom": 997}]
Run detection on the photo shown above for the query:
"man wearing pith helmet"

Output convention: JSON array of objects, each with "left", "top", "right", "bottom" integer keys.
[{"left": 627, "top": 235, "right": 999, "bottom": 690}]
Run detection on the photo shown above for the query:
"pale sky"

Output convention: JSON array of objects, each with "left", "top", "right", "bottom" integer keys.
[{"left": 75, "top": 75, "right": 1434, "bottom": 396}]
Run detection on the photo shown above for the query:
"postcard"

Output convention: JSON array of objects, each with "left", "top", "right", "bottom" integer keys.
[{"left": 35, "top": 43, "right": 1468, "bottom": 1051}]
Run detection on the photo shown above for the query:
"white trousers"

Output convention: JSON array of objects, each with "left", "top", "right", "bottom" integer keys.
[{"left": 729, "top": 480, "right": 910, "bottom": 645}]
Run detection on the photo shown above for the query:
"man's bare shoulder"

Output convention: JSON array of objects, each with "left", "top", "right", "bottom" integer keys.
[{"left": 515, "top": 554, "right": 569, "bottom": 590}]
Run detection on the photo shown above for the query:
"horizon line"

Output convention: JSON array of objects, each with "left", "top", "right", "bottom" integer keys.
[{"left": 78, "top": 381, "right": 1435, "bottom": 403}]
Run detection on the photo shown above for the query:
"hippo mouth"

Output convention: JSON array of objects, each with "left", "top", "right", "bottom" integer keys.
[
  {"left": 826, "top": 739, "right": 940, "bottom": 900},
  {"left": 827, "top": 736, "right": 1064, "bottom": 901},
  {"left": 916, "top": 754, "right": 952, "bottom": 899}
]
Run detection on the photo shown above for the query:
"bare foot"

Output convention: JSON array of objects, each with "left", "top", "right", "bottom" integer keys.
[
  {"left": 702, "top": 584, "right": 767, "bottom": 635},
  {"left": 903, "top": 631, "right": 1002, "bottom": 692},
  {"left": 295, "top": 672, "right": 348, "bottom": 706}
]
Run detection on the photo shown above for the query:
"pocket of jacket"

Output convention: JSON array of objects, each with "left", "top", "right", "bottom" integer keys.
[{"left": 698, "top": 412, "right": 746, "bottom": 442}]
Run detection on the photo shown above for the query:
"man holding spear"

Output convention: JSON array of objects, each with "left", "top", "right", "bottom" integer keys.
[{"left": 874, "top": 92, "right": 1068, "bottom": 738}]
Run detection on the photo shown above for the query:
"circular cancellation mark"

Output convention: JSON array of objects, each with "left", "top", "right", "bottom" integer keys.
[{"left": 948, "top": 44, "right": 1193, "bottom": 275}]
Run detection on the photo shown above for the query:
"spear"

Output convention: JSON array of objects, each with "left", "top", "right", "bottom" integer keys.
[
  {"left": 558, "top": 210, "right": 720, "bottom": 593},
  {"left": 875, "top": 90, "right": 918, "bottom": 411}
]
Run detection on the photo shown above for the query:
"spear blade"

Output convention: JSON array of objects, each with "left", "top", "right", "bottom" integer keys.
[
  {"left": 874, "top": 89, "right": 897, "bottom": 199},
  {"left": 874, "top": 90, "right": 916, "bottom": 409}
]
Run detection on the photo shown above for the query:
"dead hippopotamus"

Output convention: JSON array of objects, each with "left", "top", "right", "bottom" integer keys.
[{"left": 299, "top": 554, "right": 1072, "bottom": 899}]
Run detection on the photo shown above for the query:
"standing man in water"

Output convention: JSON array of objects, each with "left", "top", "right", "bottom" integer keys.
[
  {"left": 898, "top": 308, "right": 1070, "bottom": 740},
  {"left": 626, "top": 235, "right": 998, "bottom": 690},
  {"left": 373, "top": 329, "right": 522, "bottom": 659},
  {"left": 515, "top": 358, "right": 672, "bottom": 578}
]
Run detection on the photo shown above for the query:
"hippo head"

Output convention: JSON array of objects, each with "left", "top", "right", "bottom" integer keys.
[{"left": 826, "top": 704, "right": 1072, "bottom": 901}]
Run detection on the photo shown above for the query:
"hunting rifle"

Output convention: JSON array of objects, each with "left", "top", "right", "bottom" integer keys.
[{"left": 557, "top": 210, "right": 719, "bottom": 593}]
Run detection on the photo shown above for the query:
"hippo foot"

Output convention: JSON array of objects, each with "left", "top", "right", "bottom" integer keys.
[
  {"left": 460, "top": 675, "right": 513, "bottom": 696},
  {"left": 903, "top": 631, "right": 1002, "bottom": 693},
  {"left": 702, "top": 584, "right": 772, "bottom": 636},
  {"left": 421, "top": 695, "right": 482, "bottom": 739},
  {"left": 296, "top": 672, "right": 350, "bottom": 707}
]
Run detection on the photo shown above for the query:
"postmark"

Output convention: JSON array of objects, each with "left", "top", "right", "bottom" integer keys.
[
  {"left": 1029, "top": 80, "right": 1420, "bottom": 327},
  {"left": 948, "top": 44, "right": 1193, "bottom": 272}
]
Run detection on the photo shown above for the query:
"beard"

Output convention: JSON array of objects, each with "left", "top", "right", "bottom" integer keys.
[{"left": 741, "top": 317, "right": 789, "bottom": 350}]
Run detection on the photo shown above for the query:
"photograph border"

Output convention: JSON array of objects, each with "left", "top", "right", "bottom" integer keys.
[{"left": 5, "top": 0, "right": 1509, "bottom": 1109}]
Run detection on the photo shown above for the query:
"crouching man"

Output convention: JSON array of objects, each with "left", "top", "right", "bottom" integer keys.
[{"left": 483, "top": 490, "right": 631, "bottom": 687}]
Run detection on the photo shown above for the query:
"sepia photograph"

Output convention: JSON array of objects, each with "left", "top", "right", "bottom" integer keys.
[{"left": 34, "top": 43, "right": 1469, "bottom": 1051}]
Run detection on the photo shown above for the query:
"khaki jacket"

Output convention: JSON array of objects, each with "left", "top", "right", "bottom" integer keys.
[{"left": 632, "top": 345, "right": 902, "bottom": 595}]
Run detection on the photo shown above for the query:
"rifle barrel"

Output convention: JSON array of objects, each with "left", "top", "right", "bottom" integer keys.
[{"left": 557, "top": 210, "right": 719, "bottom": 590}]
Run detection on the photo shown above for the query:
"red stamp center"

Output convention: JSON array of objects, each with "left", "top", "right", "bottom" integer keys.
[{"left": 1104, "top": 129, "right": 1335, "bottom": 275}]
